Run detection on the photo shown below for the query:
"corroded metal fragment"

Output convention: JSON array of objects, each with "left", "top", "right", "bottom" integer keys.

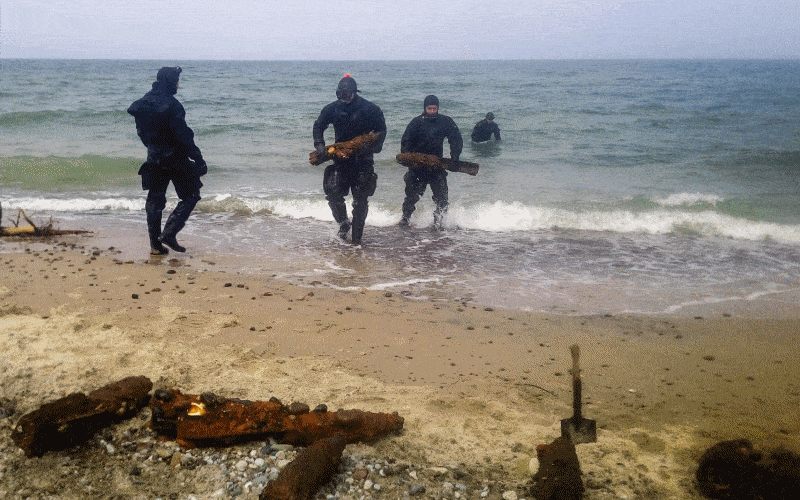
[
  {"left": 149, "top": 389, "right": 404, "bottom": 447},
  {"left": 696, "top": 439, "right": 800, "bottom": 500},
  {"left": 11, "top": 376, "right": 153, "bottom": 458},
  {"left": 396, "top": 152, "right": 479, "bottom": 176},
  {"left": 529, "top": 436, "right": 585, "bottom": 500},
  {"left": 259, "top": 432, "right": 347, "bottom": 500},
  {"left": 309, "top": 132, "right": 383, "bottom": 165}
]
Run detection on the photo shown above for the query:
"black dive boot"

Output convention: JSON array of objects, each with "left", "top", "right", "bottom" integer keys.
[
  {"left": 351, "top": 223, "right": 364, "bottom": 245},
  {"left": 329, "top": 201, "right": 350, "bottom": 240},
  {"left": 159, "top": 200, "right": 196, "bottom": 253},
  {"left": 147, "top": 211, "right": 169, "bottom": 255}
]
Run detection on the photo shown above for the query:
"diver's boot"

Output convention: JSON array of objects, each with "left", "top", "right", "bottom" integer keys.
[
  {"left": 338, "top": 220, "right": 351, "bottom": 240},
  {"left": 432, "top": 209, "right": 445, "bottom": 232},
  {"left": 159, "top": 215, "right": 186, "bottom": 253},
  {"left": 158, "top": 234, "right": 186, "bottom": 253},
  {"left": 159, "top": 199, "right": 197, "bottom": 253},
  {"left": 147, "top": 211, "right": 169, "bottom": 255},
  {"left": 351, "top": 223, "right": 364, "bottom": 245},
  {"left": 398, "top": 213, "right": 411, "bottom": 227}
]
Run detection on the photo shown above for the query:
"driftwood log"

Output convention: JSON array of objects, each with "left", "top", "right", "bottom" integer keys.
[
  {"left": 0, "top": 204, "right": 90, "bottom": 237},
  {"left": 396, "top": 152, "right": 480, "bottom": 176},
  {"left": 149, "top": 389, "right": 404, "bottom": 448},
  {"left": 309, "top": 131, "right": 384, "bottom": 165},
  {"left": 259, "top": 432, "right": 347, "bottom": 500},
  {"left": 11, "top": 376, "right": 153, "bottom": 458},
  {"left": 529, "top": 436, "right": 585, "bottom": 500}
]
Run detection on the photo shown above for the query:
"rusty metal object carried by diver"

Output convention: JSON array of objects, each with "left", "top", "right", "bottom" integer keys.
[
  {"left": 309, "top": 131, "right": 384, "bottom": 165},
  {"left": 149, "top": 388, "right": 404, "bottom": 448},
  {"left": 395, "top": 152, "right": 479, "bottom": 176},
  {"left": 259, "top": 432, "right": 347, "bottom": 500},
  {"left": 11, "top": 376, "right": 153, "bottom": 458}
]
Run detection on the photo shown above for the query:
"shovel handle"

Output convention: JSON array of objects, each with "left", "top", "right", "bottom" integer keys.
[{"left": 569, "top": 344, "right": 583, "bottom": 420}]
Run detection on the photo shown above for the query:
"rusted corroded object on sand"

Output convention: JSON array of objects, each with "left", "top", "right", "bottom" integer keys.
[
  {"left": 11, "top": 376, "right": 153, "bottom": 458},
  {"left": 396, "top": 152, "right": 480, "bottom": 176},
  {"left": 259, "top": 432, "right": 347, "bottom": 500},
  {"left": 309, "top": 131, "right": 384, "bottom": 165},
  {"left": 529, "top": 436, "right": 585, "bottom": 500},
  {"left": 149, "top": 389, "right": 404, "bottom": 447},
  {"left": 696, "top": 439, "right": 800, "bottom": 500}
]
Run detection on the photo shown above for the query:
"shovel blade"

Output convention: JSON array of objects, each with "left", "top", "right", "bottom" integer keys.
[{"left": 561, "top": 417, "right": 597, "bottom": 444}]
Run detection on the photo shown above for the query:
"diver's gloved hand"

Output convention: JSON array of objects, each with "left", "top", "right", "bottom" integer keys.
[
  {"left": 192, "top": 160, "right": 208, "bottom": 177},
  {"left": 451, "top": 156, "right": 460, "bottom": 163},
  {"left": 315, "top": 143, "right": 327, "bottom": 155}
]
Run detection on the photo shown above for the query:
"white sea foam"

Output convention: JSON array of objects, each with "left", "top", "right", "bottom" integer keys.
[
  {"left": 654, "top": 192, "right": 724, "bottom": 207},
  {"left": 3, "top": 196, "right": 143, "bottom": 212}
]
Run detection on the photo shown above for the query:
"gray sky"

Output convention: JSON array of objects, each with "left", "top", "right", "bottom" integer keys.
[{"left": 1, "top": 0, "right": 798, "bottom": 60}]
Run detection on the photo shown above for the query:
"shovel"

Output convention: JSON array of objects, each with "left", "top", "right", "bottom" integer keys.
[{"left": 560, "top": 344, "right": 597, "bottom": 444}]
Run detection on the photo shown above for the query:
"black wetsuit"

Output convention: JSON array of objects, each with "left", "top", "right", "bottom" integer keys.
[
  {"left": 128, "top": 69, "right": 206, "bottom": 252},
  {"left": 313, "top": 95, "right": 386, "bottom": 243},
  {"left": 471, "top": 119, "right": 501, "bottom": 142},
  {"left": 400, "top": 112, "right": 463, "bottom": 225}
]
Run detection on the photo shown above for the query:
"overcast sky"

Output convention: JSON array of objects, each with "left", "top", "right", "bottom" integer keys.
[{"left": 1, "top": 0, "right": 798, "bottom": 60}]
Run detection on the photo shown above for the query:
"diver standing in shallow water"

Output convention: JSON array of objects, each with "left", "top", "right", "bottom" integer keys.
[
  {"left": 313, "top": 74, "right": 387, "bottom": 245},
  {"left": 471, "top": 112, "right": 501, "bottom": 142},
  {"left": 399, "top": 95, "right": 463, "bottom": 230},
  {"left": 128, "top": 66, "right": 207, "bottom": 255}
]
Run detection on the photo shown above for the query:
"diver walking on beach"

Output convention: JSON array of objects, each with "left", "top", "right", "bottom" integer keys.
[
  {"left": 399, "top": 95, "right": 463, "bottom": 230},
  {"left": 128, "top": 66, "right": 207, "bottom": 255},
  {"left": 313, "top": 74, "right": 387, "bottom": 245}
]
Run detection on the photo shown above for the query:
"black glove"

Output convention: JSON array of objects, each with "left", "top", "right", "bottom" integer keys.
[
  {"left": 194, "top": 161, "right": 208, "bottom": 177},
  {"left": 451, "top": 156, "right": 460, "bottom": 163},
  {"left": 315, "top": 143, "right": 327, "bottom": 155}
]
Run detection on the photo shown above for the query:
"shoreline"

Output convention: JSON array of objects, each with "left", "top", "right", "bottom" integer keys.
[{"left": 1, "top": 235, "right": 799, "bottom": 498}]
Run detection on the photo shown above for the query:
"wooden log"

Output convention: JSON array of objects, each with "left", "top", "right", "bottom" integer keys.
[
  {"left": 309, "top": 131, "right": 383, "bottom": 165},
  {"left": 149, "top": 389, "right": 404, "bottom": 448},
  {"left": 395, "top": 152, "right": 479, "bottom": 176},
  {"left": 0, "top": 226, "right": 92, "bottom": 237},
  {"left": 11, "top": 376, "right": 153, "bottom": 458},
  {"left": 259, "top": 433, "right": 347, "bottom": 500}
]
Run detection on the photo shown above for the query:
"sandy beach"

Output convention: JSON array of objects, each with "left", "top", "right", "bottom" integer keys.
[{"left": 1, "top": 235, "right": 799, "bottom": 499}]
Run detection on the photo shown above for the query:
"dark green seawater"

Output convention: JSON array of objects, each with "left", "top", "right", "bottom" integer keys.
[{"left": 2, "top": 59, "right": 800, "bottom": 314}]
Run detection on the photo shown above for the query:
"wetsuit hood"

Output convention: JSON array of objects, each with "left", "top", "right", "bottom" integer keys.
[{"left": 151, "top": 66, "right": 181, "bottom": 95}]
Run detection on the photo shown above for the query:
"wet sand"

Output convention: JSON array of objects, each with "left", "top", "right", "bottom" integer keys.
[{"left": 1, "top": 236, "right": 799, "bottom": 498}]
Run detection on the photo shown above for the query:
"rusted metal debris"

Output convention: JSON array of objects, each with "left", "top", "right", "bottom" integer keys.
[
  {"left": 11, "top": 376, "right": 153, "bottom": 458},
  {"left": 529, "top": 436, "right": 585, "bottom": 500},
  {"left": 696, "top": 439, "right": 800, "bottom": 500},
  {"left": 395, "top": 152, "right": 480, "bottom": 176},
  {"left": 149, "top": 389, "right": 404, "bottom": 448},
  {"left": 259, "top": 432, "right": 347, "bottom": 500},
  {"left": 309, "top": 132, "right": 384, "bottom": 165}
]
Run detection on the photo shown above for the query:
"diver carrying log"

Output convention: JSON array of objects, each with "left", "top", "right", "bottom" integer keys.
[
  {"left": 309, "top": 131, "right": 384, "bottom": 166},
  {"left": 396, "top": 152, "right": 479, "bottom": 176}
]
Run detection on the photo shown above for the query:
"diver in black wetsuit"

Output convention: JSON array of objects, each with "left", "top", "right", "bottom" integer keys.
[
  {"left": 127, "top": 66, "right": 207, "bottom": 255},
  {"left": 313, "top": 75, "right": 387, "bottom": 245},
  {"left": 398, "top": 95, "right": 463, "bottom": 230},
  {"left": 471, "top": 112, "right": 501, "bottom": 142}
]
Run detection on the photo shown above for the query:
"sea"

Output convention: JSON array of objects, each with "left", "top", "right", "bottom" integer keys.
[{"left": 2, "top": 59, "right": 800, "bottom": 316}]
